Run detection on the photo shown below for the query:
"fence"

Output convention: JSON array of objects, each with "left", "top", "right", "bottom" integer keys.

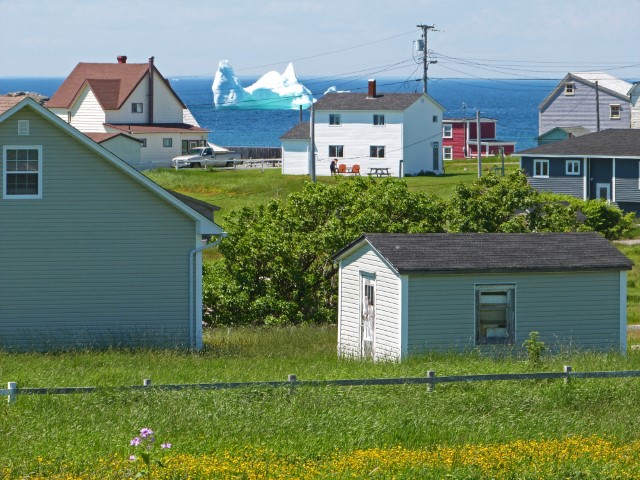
[{"left": 4, "top": 366, "right": 640, "bottom": 404}]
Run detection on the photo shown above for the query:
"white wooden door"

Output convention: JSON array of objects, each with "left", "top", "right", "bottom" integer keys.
[{"left": 361, "top": 276, "right": 376, "bottom": 359}]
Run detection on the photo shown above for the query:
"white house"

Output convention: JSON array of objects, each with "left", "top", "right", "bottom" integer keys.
[
  {"left": 46, "top": 56, "right": 209, "bottom": 169},
  {"left": 281, "top": 80, "right": 445, "bottom": 177},
  {"left": 334, "top": 233, "right": 632, "bottom": 361}
]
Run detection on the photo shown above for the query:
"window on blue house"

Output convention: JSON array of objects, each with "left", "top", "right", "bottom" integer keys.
[
  {"left": 534, "top": 159, "right": 549, "bottom": 178},
  {"left": 566, "top": 160, "right": 580, "bottom": 175}
]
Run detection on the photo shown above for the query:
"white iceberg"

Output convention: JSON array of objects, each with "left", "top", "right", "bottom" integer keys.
[{"left": 212, "top": 60, "right": 314, "bottom": 110}]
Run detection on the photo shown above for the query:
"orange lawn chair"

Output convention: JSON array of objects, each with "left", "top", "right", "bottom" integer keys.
[{"left": 338, "top": 164, "right": 347, "bottom": 174}]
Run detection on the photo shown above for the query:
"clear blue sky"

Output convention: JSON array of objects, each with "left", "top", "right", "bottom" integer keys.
[{"left": 2, "top": 0, "right": 639, "bottom": 81}]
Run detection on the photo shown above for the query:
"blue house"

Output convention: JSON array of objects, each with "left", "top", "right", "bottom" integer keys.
[
  {"left": 539, "top": 72, "right": 633, "bottom": 140},
  {"left": 519, "top": 129, "right": 640, "bottom": 213}
]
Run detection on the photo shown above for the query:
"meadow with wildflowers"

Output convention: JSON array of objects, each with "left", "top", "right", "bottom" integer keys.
[{"left": 3, "top": 326, "right": 640, "bottom": 478}]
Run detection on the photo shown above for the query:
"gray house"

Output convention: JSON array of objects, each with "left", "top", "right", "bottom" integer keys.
[
  {"left": 539, "top": 72, "right": 633, "bottom": 139},
  {"left": 334, "top": 233, "right": 632, "bottom": 361},
  {"left": 0, "top": 97, "right": 224, "bottom": 351},
  {"left": 519, "top": 129, "right": 640, "bottom": 213}
]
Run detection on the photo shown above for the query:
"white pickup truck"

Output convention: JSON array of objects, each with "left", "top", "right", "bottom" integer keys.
[{"left": 170, "top": 146, "right": 240, "bottom": 169}]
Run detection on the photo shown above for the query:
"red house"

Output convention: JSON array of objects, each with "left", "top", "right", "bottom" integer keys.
[{"left": 442, "top": 118, "right": 515, "bottom": 160}]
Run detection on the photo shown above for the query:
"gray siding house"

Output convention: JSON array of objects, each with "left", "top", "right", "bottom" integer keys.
[
  {"left": 519, "top": 129, "right": 640, "bottom": 213},
  {"left": 0, "top": 98, "right": 224, "bottom": 351},
  {"left": 334, "top": 233, "right": 632, "bottom": 361},
  {"left": 539, "top": 73, "right": 633, "bottom": 139}
]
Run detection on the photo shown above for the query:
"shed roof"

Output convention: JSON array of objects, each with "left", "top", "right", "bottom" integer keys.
[
  {"left": 334, "top": 232, "right": 633, "bottom": 274},
  {"left": 518, "top": 129, "right": 640, "bottom": 157},
  {"left": 312, "top": 92, "right": 437, "bottom": 111}
]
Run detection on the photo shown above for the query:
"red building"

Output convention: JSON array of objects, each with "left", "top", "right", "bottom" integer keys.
[{"left": 442, "top": 118, "right": 515, "bottom": 160}]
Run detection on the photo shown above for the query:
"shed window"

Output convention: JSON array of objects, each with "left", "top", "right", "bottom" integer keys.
[
  {"left": 3, "top": 146, "right": 42, "bottom": 199},
  {"left": 476, "top": 285, "right": 515, "bottom": 345},
  {"left": 566, "top": 159, "right": 580, "bottom": 175},
  {"left": 534, "top": 159, "right": 549, "bottom": 178},
  {"left": 329, "top": 114, "right": 341, "bottom": 126}
]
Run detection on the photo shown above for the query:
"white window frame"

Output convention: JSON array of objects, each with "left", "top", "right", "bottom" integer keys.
[
  {"left": 443, "top": 146, "right": 453, "bottom": 160},
  {"left": 369, "top": 145, "right": 385, "bottom": 158},
  {"left": 329, "top": 114, "right": 341, "bottom": 126},
  {"left": 373, "top": 114, "right": 385, "bottom": 126},
  {"left": 565, "top": 159, "right": 580, "bottom": 175},
  {"left": 163, "top": 138, "right": 173, "bottom": 148},
  {"left": 564, "top": 82, "right": 575, "bottom": 95},
  {"left": 534, "top": 159, "right": 549, "bottom": 178},
  {"left": 610, "top": 104, "right": 621, "bottom": 119},
  {"left": 443, "top": 123, "right": 453, "bottom": 138},
  {"left": 329, "top": 145, "right": 343, "bottom": 158},
  {"left": 3, "top": 145, "right": 43, "bottom": 199},
  {"left": 132, "top": 102, "right": 144, "bottom": 114},
  {"left": 475, "top": 284, "right": 516, "bottom": 345}
]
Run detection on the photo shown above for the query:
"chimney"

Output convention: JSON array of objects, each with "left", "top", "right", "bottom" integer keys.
[
  {"left": 117, "top": 55, "right": 127, "bottom": 64},
  {"left": 367, "top": 79, "right": 377, "bottom": 99}
]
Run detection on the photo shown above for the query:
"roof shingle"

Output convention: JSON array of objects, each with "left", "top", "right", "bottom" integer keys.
[
  {"left": 335, "top": 232, "right": 633, "bottom": 273},
  {"left": 518, "top": 129, "right": 640, "bottom": 157}
]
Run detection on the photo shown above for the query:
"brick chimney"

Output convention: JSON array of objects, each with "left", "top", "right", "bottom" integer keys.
[
  {"left": 117, "top": 55, "right": 127, "bottom": 64},
  {"left": 367, "top": 79, "right": 377, "bottom": 99}
]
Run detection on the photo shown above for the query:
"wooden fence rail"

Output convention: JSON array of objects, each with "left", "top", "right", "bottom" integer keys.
[{"left": 4, "top": 366, "right": 640, "bottom": 404}]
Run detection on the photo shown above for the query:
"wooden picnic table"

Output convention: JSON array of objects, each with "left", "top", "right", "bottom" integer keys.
[{"left": 368, "top": 167, "right": 390, "bottom": 177}]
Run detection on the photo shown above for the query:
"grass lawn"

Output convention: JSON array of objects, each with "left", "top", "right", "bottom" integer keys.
[{"left": 4, "top": 327, "right": 640, "bottom": 478}]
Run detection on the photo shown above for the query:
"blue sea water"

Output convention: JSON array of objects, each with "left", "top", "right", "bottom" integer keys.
[{"left": 0, "top": 76, "right": 557, "bottom": 151}]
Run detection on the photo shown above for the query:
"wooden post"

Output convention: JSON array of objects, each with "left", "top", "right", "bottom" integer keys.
[
  {"left": 426, "top": 370, "right": 436, "bottom": 392},
  {"left": 288, "top": 374, "right": 297, "bottom": 394},
  {"left": 7, "top": 382, "right": 16, "bottom": 404},
  {"left": 564, "top": 365, "right": 572, "bottom": 384},
  {"left": 143, "top": 379, "right": 152, "bottom": 387}
]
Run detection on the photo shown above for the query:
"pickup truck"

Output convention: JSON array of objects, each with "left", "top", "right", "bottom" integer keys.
[{"left": 170, "top": 147, "right": 240, "bottom": 169}]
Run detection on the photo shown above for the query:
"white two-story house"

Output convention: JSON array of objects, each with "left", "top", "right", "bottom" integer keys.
[
  {"left": 46, "top": 56, "right": 209, "bottom": 168},
  {"left": 281, "top": 80, "right": 445, "bottom": 177}
]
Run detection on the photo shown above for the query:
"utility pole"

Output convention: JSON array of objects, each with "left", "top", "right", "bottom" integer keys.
[
  {"left": 309, "top": 101, "right": 316, "bottom": 182},
  {"left": 477, "top": 110, "right": 482, "bottom": 178},
  {"left": 595, "top": 80, "right": 601, "bottom": 132},
  {"left": 416, "top": 24, "right": 436, "bottom": 94}
]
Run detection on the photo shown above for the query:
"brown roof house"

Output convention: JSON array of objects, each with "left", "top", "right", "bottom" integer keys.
[
  {"left": 334, "top": 233, "right": 633, "bottom": 361},
  {"left": 0, "top": 97, "right": 224, "bottom": 351},
  {"left": 46, "top": 55, "right": 208, "bottom": 169}
]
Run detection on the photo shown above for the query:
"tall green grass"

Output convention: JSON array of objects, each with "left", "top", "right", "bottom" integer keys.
[{"left": 3, "top": 325, "right": 640, "bottom": 477}]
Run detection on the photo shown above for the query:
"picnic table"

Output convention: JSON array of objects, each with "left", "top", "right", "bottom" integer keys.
[{"left": 368, "top": 167, "right": 390, "bottom": 177}]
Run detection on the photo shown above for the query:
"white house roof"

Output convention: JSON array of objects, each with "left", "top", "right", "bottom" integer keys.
[{"left": 0, "top": 98, "right": 224, "bottom": 236}]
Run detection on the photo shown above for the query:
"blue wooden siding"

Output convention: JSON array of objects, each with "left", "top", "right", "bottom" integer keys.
[
  {"left": 588, "top": 158, "right": 613, "bottom": 199},
  {"left": 521, "top": 156, "right": 584, "bottom": 198},
  {"left": 540, "top": 83, "right": 630, "bottom": 135},
  {"left": 615, "top": 159, "right": 640, "bottom": 203}
]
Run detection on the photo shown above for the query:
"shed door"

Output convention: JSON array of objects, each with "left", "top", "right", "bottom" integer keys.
[{"left": 361, "top": 276, "right": 376, "bottom": 360}]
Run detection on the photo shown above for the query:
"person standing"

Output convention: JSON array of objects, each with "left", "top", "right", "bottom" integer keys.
[{"left": 330, "top": 158, "right": 338, "bottom": 176}]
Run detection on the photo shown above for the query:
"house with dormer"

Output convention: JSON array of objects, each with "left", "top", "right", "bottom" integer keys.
[
  {"left": 281, "top": 80, "right": 445, "bottom": 177},
  {"left": 46, "top": 56, "right": 209, "bottom": 168}
]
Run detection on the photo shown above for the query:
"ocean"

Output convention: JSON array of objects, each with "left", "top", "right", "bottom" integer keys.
[{"left": 0, "top": 76, "right": 557, "bottom": 151}]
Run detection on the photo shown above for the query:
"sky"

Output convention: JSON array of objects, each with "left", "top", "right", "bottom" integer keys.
[{"left": 1, "top": 0, "right": 639, "bottom": 81}]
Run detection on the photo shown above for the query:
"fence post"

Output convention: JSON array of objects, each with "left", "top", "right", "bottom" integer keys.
[
  {"left": 143, "top": 379, "right": 152, "bottom": 387},
  {"left": 7, "top": 382, "right": 16, "bottom": 404},
  {"left": 288, "top": 374, "right": 297, "bottom": 394},
  {"left": 426, "top": 370, "right": 436, "bottom": 392},
  {"left": 564, "top": 365, "right": 572, "bottom": 384}
]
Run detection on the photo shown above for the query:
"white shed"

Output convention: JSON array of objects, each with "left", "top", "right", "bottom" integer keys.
[{"left": 333, "top": 233, "right": 633, "bottom": 361}]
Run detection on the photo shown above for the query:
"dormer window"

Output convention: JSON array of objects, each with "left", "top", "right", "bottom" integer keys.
[
  {"left": 564, "top": 82, "right": 575, "bottom": 95},
  {"left": 132, "top": 103, "right": 144, "bottom": 113}
]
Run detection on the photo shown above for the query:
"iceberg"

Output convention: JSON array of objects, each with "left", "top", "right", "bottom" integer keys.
[{"left": 212, "top": 60, "right": 314, "bottom": 110}]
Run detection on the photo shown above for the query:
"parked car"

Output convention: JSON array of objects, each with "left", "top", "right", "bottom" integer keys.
[{"left": 170, "top": 147, "right": 241, "bottom": 168}]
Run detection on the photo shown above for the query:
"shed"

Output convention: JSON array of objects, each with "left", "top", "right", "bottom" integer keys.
[{"left": 333, "top": 232, "right": 633, "bottom": 361}]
